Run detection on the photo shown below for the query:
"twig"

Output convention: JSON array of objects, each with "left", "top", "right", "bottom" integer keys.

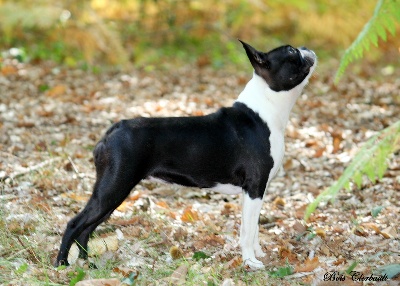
[
  {"left": 67, "top": 156, "right": 80, "bottom": 174},
  {"left": 0, "top": 158, "right": 61, "bottom": 181},
  {"left": 16, "top": 236, "right": 41, "bottom": 264},
  {"left": 67, "top": 156, "right": 96, "bottom": 180}
]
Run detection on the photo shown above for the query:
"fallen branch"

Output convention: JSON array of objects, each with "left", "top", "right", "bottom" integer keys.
[{"left": 0, "top": 158, "right": 61, "bottom": 181}]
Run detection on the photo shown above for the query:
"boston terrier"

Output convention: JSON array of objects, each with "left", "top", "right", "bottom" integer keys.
[{"left": 56, "top": 40, "right": 317, "bottom": 270}]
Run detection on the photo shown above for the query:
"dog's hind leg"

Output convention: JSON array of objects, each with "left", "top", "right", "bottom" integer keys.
[
  {"left": 240, "top": 192, "right": 265, "bottom": 270},
  {"left": 74, "top": 209, "right": 114, "bottom": 259},
  {"left": 56, "top": 132, "right": 145, "bottom": 266},
  {"left": 55, "top": 167, "right": 139, "bottom": 266}
]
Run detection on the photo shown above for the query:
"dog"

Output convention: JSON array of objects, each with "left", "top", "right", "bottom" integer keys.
[{"left": 55, "top": 40, "right": 317, "bottom": 270}]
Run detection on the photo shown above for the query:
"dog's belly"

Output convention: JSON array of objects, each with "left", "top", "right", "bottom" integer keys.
[
  {"left": 147, "top": 176, "right": 242, "bottom": 195},
  {"left": 208, "top": 183, "right": 242, "bottom": 195}
]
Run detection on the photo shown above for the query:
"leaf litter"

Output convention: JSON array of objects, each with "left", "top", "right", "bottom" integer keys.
[{"left": 0, "top": 58, "right": 399, "bottom": 285}]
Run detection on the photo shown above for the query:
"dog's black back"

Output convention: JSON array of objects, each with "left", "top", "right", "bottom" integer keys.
[{"left": 96, "top": 102, "right": 272, "bottom": 197}]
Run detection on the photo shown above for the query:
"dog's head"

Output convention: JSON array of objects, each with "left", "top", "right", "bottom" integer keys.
[{"left": 239, "top": 40, "right": 316, "bottom": 92}]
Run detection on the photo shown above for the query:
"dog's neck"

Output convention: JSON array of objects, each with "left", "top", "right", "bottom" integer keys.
[{"left": 236, "top": 72, "right": 304, "bottom": 132}]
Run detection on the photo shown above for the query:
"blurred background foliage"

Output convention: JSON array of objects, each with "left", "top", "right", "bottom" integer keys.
[{"left": 0, "top": 0, "right": 399, "bottom": 69}]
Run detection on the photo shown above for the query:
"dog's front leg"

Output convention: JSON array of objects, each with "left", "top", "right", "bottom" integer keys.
[
  {"left": 240, "top": 192, "right": 265, "bottom": 270},
  {"left": 253, "top": 224, "right": 266, "bottom": 258}
]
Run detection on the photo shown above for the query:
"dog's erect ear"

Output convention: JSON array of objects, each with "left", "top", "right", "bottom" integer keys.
[{"left": 238, "top": 39, "right": 270, "bottom": 70}]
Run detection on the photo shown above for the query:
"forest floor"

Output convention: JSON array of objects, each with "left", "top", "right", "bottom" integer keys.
[{"left": 0, "top": 57, "right": 399, "bottom": 285}]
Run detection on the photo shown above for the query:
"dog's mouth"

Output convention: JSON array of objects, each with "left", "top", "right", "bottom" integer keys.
[{"left": 298, "top": 48, "right": 316, "bottom": 72}]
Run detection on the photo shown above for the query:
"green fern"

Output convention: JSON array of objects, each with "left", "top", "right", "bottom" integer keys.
[
  {"left": 305, "top": 120, "right": 400, "bottom": 220},
  {"left": 334, "top": 0, "right": 400, "bottom": 83}
]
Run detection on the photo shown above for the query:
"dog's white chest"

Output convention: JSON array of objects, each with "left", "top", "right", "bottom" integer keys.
[
  {"left": 268, "top": 130, "right": 285, "bottom": 183},
  {"left": 235, "top": 73, "right": 298, "bottom": 188}
]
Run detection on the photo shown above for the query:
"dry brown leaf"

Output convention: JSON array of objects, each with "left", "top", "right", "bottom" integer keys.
[
  {"left": 128, "top": 191, "right": 141, "bottom": 201},
  {"left": 112, "top": 267, "right": 138, "bottom": 278},
  {"left": 116, "top": 201, "right": 132, "bottom": 211},
  {"left": 333, "top": 258, "right": 346, "bottom": 266},
  {"left": 273, "top": 197, "right": 286, "bottom": 208},
  {"left": 315, "top": 228, "right": 326, "bottom": 239},
  {"left": 332, "top": 136, "right": 342, "bottom": 154},
  {"left": 181, "top": 206, "right": 200, "bottom": 222},
  {"left": 193, "top": 110, "right": 204, "bottom": 116},
  {"left": 111, "top": 216, "right": 141, "bottom": 226},
  {"left": 16, "top": 121, "right": 35, "bottom": 128},
  {"left": 361, "top": 222, "right": 381, "bottom": 234},
  {"left": 61, "top": 193, "right": 90, "bottom": 202},
  {"left": 305, "top": 139, "right": 318, "bottom": 147},
  {"left": 221, "top": 202, "right": 239, "bottom": 216},
  {"left": 204, "top": 234, "right": 225, "bottom": 246},
  {"left": 224, "top": 256, "right": 243, "bottom": 269},
  {"left": 1, "top": 65, "right": 18, "bottom": 75},
  {"left": 295, "top": 257, "right": 320, "bottom": 272},
  {"left": 87, "top": 235, "right": 119, "bottom": 256},
  {"left": 292, "top": 221, "right": 307, "bottom": 234},
  {"left": 353, "top": 226, "right": 368, "bottom": 237},
  {"left": 156, "top": 201, "right": 169, "bottom": 209},
  {"left": 380, "top": 226, "right": 397, "bottom": 239},
  {"left": 168, "top": 211, "right": 177, "bottom": 219},
  {"left": 46, "top": 85, "right": 67, "bottom": 97},
  {"left": 314, "top": 146, "right": 326, "bottom": 158},
  {"left": 168, "top": 265, "right": 188, "bottom": 285},
  {"left": 278, "top": 246, "right": 297, "bottom": 262}
]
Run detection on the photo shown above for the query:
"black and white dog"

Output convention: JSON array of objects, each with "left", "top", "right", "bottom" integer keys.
[{"left": 56, "top": 40, "right": 317, "bottom": 270}]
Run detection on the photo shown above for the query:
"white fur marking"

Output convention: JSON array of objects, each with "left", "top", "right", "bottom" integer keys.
[
  {"left": 209, "top": 183, "right": 242, "bottom": 195},
  {"left": 147, "top": 176, "right": 169, "bottom": 184},
  {"left": 240, "top": 193, "right": 265, "bottom": 270},
  {"left": 236, "top": 51, "right": 317, "bottom": 190}
]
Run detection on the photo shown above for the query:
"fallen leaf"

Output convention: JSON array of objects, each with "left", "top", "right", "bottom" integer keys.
[
  {"left": 331, "top": 131, "right": 343, "bottom": 154},
  {"left": 203, "top": 234, "right": 225, "bottom": 246},
  {"left": 87, "top": 235, "right": 119, "bottom": 256},
  {"left": 112, "top": 267, "right": 136, "bottom": 277},
  {"left": 224, "top": 256, "right": 243, "bottom": 269},
  {"left": 156, "top": 201, "right": 169, "bottom": 209},
  {"left": 292, "top": 221, "right": 307, "bottom": 234},
  {"left": 333, "top": 258, "right": 346, "bottom": 266},
  {"left": 61, "top": 193, "right": 90, "bottom": 202},
  {"left": 46, "top": 84, "right": 67, "bottom": 97},
  {"left": 1, "top": 65, "right": 18, "bottom": 75},
  {"left": 380, "top": 226, "right": 397, "bottom": 239},
  {"left": 314, "top": 146, "right": 326, "bottom": 158},
  {"left": 315, "top": 228, "right": 326, "bottom": 239},
  {"left": 295, "top": 257, "right": 320, "bottom": 272},
  {"left": 181, "top": 206, "right": 200, "bottom": 222},
  {"left": 278, "top": 246, "right": 297, "bottom": 262},
  {"left": 168, "top": 265, "right": 188, "bottom": 285},
  {"left": 361, "top": 222, "right": 381, "bottom": 234},
  {"left": 116, "top": 201, "right": 132, "bottom": 212},
  {"left": 273, "top": 197, "right": 285, "bottom": 209}
]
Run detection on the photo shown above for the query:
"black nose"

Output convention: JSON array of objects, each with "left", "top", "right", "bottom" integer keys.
[{"left": 299, "top": 46, "right": 308, "bottom": 51}]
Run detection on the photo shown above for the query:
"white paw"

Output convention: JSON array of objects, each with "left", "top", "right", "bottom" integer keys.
[{"left": 243, "top": 257, "right": 265, "bottom": 271}]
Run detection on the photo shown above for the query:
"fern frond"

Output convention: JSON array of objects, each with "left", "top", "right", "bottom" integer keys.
[
  {"left": 334, "top": 0, "right": 400, "bottom": 83},
  {"left": 304, "top": 120, "right": 400, "bottom": 220}
]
